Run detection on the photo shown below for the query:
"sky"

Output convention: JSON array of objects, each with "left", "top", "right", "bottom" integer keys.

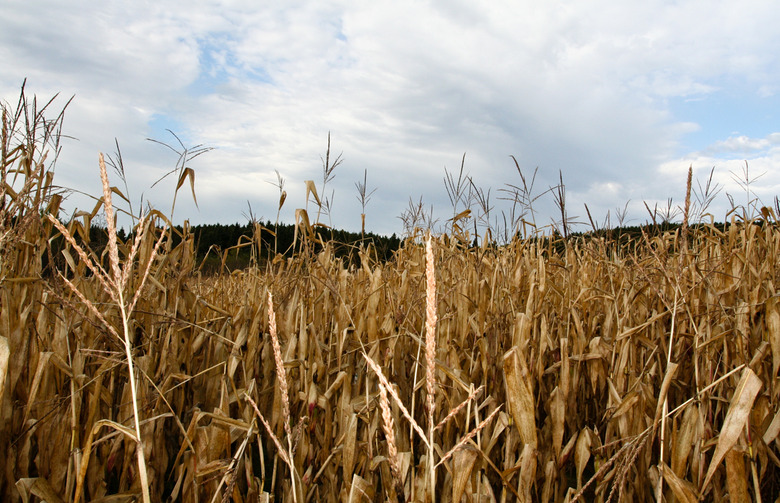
[{"left": 2, "top": 0, "right": 779, "bottom": 237}]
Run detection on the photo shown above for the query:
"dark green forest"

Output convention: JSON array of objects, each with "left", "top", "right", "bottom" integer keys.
[{"left": 55, "top": 216, "right": 770, "bottom": 276}]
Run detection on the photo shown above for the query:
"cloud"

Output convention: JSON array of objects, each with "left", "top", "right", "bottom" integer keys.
[
  {"left": 2, "top": 0, "right": 780, "bottom": 235},
  {"left": 653, "top": 133, "right": 780, "bottom": 222},
  {"left": 700, "top": 134, "right": 780, "bottom": 156}
]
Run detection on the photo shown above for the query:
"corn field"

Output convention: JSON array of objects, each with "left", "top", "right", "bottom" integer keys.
[{"left": 3, "top": 89, "right": 780, "bottom": 503}]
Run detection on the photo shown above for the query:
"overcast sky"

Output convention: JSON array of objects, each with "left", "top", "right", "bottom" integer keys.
[{"left": 2, "top": 0, "right": 779, "bottom": 236}]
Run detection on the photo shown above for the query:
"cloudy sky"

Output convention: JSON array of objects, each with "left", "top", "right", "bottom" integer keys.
[{"left": 2, "top": 0, "right": 779, "bottom": 236}]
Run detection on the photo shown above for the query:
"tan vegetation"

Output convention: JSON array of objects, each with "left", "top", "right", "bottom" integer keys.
[{"left": 2, "top": 86, "right": 780, "bottom": 502}]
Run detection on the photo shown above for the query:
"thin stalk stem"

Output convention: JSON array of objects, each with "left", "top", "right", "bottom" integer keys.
[{"left": 118, "top": 292, "right": 151, "bottom": 503}]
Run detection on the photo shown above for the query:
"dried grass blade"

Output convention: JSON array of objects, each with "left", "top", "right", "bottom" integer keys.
[
  {"left": 551, "top": 386, "right": 565, "bottom": 460},
  {"left": 424, "top": 236, "right": 437, "bottom": 457},
  {"left": 127, "top": 222, "right": 167, "bottom": 314}
]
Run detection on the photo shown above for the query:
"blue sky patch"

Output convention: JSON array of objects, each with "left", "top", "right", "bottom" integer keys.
[{"left": 672, "top": 90, "right": 779, "bottom": 155}]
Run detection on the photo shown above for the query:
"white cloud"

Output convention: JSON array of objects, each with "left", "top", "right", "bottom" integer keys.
[
  {"left": 701, "top": 135, "right": 777, "bottom": 155},
  {"left": 654, "top": 133, "right": 780, "bottom": 221}
]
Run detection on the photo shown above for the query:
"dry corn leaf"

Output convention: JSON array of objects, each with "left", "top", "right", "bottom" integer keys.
[
  {"left": 0, "top": 336, "right": 8, "bottom": 402},
  {"left": 451, "top": 445, "right": 478, "bottom": 503},
  {"left": 74, "top": 419, "right": 139, "bottom": 503},
  {"left": 672, "top": 404, "right": 701, "bottom": 477},
  {"left": 702, "top": 367, "right": 762, "bottom": 490},
  {"left": 175, "top": 167, "right": 198, "bottom": 208},
  {"left": 293, "top": 208, "right": 317, "bottom": 247},
  {"left": 551, "top": 386, "right": 565, "bottom": 460},
  {"left": 574, "top": 428, "right": 592, "bottom": 490},
  {"left": 23, "top": 351, "right": 52, "bottom": 423},
  {"left": 519, "top": 443, "right": 537, "bottom": 501},
  {"left": 348, "top": 473, "right": 374, "bottom": 502},
  {"left": 767, "top": 296, "right": 780, "bottom": 377},
  {"left": 659, "top": 463, "right": 698, "bottom": 503},
  {"left": 343, "top": 412, "right": 358, "bottom": 481},
  {"left": 541, "top": 460, "right": 556, "bottom": 503},
  {"left": 15, "top": 477, "right": 65, "bottom": 503},
  {"left": 725, "top": 449, "right": 749, "bottom": 502},
  {"left": 304, "top": 180, "right": 321, "bottom": 207},
  {"left": 89, "top": 494, "right": 138, "bottom": 503},
  {"left": 610, "top": 390, "right": 640, "bottom": 420},
  {"left": 559, "top": 430, "right": 579, "bottom": 468},
  {"left": 762, "top": 407, "right": 780, "bottom": 445},
  {"left": 503, "top": 347, "right": 537, "bottom": 448},
  {"left": 513, "top": 312, "right": 532, "bottom": 349},
  {"left": 654, "top": 362, "right": 678, "bottom": 423}
]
